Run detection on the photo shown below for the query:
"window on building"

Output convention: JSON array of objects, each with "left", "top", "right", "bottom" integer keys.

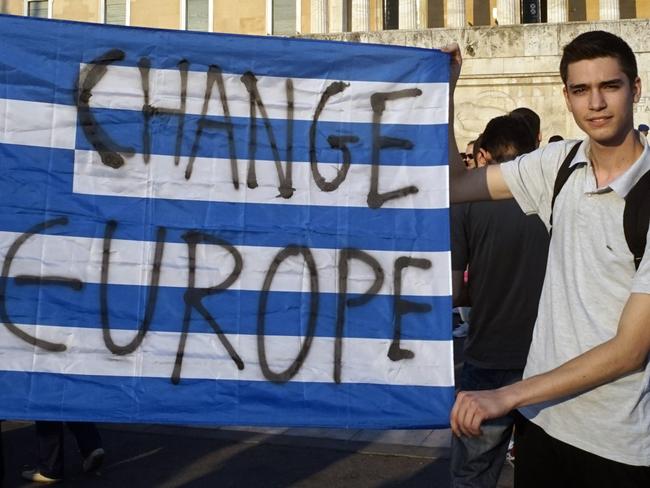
[
  {"left": 27, "top": 0, "right": 48, "bottom": 18},
  {"left": 105, "top": 0, "right": 127, "bottom": 25},
  {"left": 521, "top": 0, "right": 547, "bottom": 24},
  {"left": 186, "top": 0, "right": 209, "bottom": 31},
  {"left": 472, "top": 0, "right": 490, "bottom": 26},
  {"left": 620, "top": 0, "right": 636, "bottom": 19},
  {"left": 426, "top": 0, "right": 444, "bottom": 27},
  {"left": 343, "top": 0, "right": 352, "bottom": 32},
  {"left": 383, "top": 0, "right": 398, "bottom": 30},
  {"left": 568, "top": 0, "right": 586, "bottom": 21},
  {"left": 272, "top": 0, "right": 296, "bottom": 35}
]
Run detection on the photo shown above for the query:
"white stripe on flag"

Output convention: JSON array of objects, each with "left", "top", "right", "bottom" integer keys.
[
  {"left": 1, "top": 323, "right": 454, "bottom": 387},
  {"left": 0, "top": 231, "right": 451, "bottom": 296},
  {"left": 0, "top": 98, "right": 77, "bottom": 150},
  {"left": 73, "top": 150, "right": 449, "bottom": 210},
  {"left": 85, "top": 64, "right": 449, "bottom": 126}
]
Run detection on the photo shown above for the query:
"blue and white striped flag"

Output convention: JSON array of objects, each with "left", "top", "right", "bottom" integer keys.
[{"left": 0, "top": 14, "right": 453, "bottom": 428}]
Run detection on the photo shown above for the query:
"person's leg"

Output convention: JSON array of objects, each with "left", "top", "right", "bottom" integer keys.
[
  {"left": 66, "top": 422, "right": 101, "bottom": 458},
  {"left": 451, "top": 364, "right": 521, "bottom": 488},
  {"left": 67, "top": 422, "right": 104, "bottom": 473},
  {"left": 451, "top": 420, "right": 513, "bottom": 488},
  {"left": 514, "top": 414, "right": 571, "bottom": 488},
  {"left": 34, "top": 421, "right": 65, "bottom": 479},
  {"left": 516, "top": 414, "right": 650, "bottom": 488}
]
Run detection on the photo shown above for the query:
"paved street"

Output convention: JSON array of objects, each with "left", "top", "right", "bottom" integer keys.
[
  {"left": 2, "top": 420, "right": 451, "bottom": 487},
  {"left": 2, "top": 420, "right": 513, "bottom": 488}
]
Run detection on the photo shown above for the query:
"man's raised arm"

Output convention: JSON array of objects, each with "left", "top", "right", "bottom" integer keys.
[{"left": 442, "top": 43, "right": 512, "bottom": 203}]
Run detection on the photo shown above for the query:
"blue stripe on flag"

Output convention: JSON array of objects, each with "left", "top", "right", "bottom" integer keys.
[
  {"left": 0, "top": 206, "right": 449, "bottom": 252},
  {"left": 74, "top": 109, "right": 448, "bottom": 167},
  {"left": 0, "top": 14, "right": 449, "bottom": 108},
  {"left": 0, "top": 144, "right": 449, "bottom": 252},
  {"left": 1, "top": 284, "right": 452, "bottom": 340},
  {"left": 0, "top": 370, "right": 454, "bottom": 428}
]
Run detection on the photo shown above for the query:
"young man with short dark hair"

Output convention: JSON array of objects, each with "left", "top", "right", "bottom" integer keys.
[
  {"left": 445, "top": 30, "right": 650, "bottom": 486},
  {"left": 509, "top": 107, "right": 541, "bottom": 148},
  {"left": 450, "top": 114, "right": 548, "bottom": 487},
  {"left": 476, "top": 115, "right": 537, "bottom": 164}
]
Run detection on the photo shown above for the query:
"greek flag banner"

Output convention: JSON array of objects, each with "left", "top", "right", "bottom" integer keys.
[{"left": 0, "top": 14, "right": 453, "bottom": 428}]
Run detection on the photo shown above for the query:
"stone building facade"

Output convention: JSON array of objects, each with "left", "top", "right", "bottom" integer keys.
[
  {"left": 314, "top": 19, "right": 650, "bottom": 144},
  {"left": 1, "top": 1, "right": 649, "bottom": 144},
  {"left": 3, "top": 1, "right": 650, "bottom": 34}
]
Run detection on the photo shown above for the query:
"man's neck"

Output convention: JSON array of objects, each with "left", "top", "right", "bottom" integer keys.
[{"left": 588, "top": 131, "right": 644, "bottom": 188}]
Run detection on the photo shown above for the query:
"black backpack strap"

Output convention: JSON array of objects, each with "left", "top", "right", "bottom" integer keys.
[
  {"left": 623, "top": 169, "right": 650, "bottom": 270},
  {"left": 550, "top": 141, "right": 583, "bottom": 233}
]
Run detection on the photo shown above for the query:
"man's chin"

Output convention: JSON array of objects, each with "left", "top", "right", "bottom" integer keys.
[{"left": 582, "top": 126, "right": 629, "bottom": 147}]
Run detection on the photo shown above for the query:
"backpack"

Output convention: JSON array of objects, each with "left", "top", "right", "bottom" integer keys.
[{"left": 550, "top": 141, "right": 650, "bottom": 270}]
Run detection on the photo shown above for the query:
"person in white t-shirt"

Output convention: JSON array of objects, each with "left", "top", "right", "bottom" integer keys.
[{"left": 444, "top": 30, "right": 650, "bottom": 487}]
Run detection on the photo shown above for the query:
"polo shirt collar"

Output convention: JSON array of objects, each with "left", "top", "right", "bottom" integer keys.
[{"left": 570, "top": 133, "right": 650, "bottom": 198}]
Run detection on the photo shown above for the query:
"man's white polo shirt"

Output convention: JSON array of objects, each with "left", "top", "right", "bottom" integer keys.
[{"left": 500, "top": 136, "right": 650, "bottom": 466}]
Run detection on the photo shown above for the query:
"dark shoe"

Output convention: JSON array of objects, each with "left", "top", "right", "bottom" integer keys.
[
  {"left": 82, "top": 447, "right": 105, "bottom": 473},
  {"left": 21, "top": 468, "right": 61, "bottom": 483}
]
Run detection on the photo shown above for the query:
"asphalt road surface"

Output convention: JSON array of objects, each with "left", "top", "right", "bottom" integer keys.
[{"left": 2, "top": 421, "right": 455, "bottom": 488}]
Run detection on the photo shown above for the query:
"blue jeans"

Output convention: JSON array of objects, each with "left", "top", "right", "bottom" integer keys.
[{"left": 450, "top": 363, "right": 523, "bottom": 488}]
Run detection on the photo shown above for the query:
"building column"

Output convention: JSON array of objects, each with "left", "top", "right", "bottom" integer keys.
[
  {"left": 547, "top": 0, "right": 568, "bottom": 23},
  {"left": 351, "top": 0, "right": 369, "bottom": 32},
  {"left": 311, "top": 0, "right": 328, "bottom": 33},
  {"left": 447, "top": 0, "right": 466, "bottom": 28},
  {"left": 599, "top": 0, "right": 620, "bottom": 20},
  {"left": 329, "top": 0, "right": 345, "bottom": 32},
  {"left": 495, "top": 0, "right": 518, "bottom": 25},
  {"left": 399, "top": 0, "right": 418, "bottom": 30}
]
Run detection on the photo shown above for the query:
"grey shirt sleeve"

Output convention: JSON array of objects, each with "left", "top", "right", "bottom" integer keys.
[{"left": 500, "top": 140, "right": 580, "bottom": 228}]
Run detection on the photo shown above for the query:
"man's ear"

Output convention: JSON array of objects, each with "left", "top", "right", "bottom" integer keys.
[
  {"left": 632, "top": 76, "right": 642, "bottom": 103},
  {"left": 477, "top": 148, "right": 490, "bottom": 167},
  {"left": 562, "top": 85, "right": 573, "bottom": 113}
]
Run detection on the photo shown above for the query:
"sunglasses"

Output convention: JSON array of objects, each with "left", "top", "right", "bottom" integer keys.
[{"left": 460, "top": 153, "right": 474, "bottom": 161}]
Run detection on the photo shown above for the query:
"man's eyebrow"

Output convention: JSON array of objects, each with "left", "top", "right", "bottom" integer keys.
[
  {"left": 567, "top": 78, "right": 624, "bottom": 90},
  {"left": 599, "top": 78, "right": 625, "bottom": 86}
]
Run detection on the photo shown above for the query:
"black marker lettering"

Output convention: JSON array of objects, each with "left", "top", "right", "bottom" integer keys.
[
  {"left": 388, "top": 256, "right": 432, "bottom": 361},
  {"left": 0, "top": 218, "right": 74, "bottom": 352},
  {"left": 138, "top": 58, "right": 189, "bottom": 166},
  {"left": 138, "top": 57, "right": 153, "bottom": 163},
  {"left": 172, "top": 231, "right": 244, "bottom": 384},
  {"left": 76, "top": 49, "right": 135, "bottom": 169},
  {"left": 100, "top": 221, "right": 165, "bottom": 355},
  {"left": 367, "top": 89, "right": 422, "bottom": 209},
  {"left": 333, "top": 248, "right": 383, "bottom": 383},
  {"left": 257, "top": 245, "right": 318, "bottom": 383},
  {"left": 240, "top": 71, "right": 294, "bottom": 198},
  {"left": 164, "top": 60, "right": 189, "bottom": 166},
  {"left": 186, "top": 65, "right": 238, "bottom": 184},
  {"left": 310, "top": 82, "right": 359, "bottom": 192}
]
